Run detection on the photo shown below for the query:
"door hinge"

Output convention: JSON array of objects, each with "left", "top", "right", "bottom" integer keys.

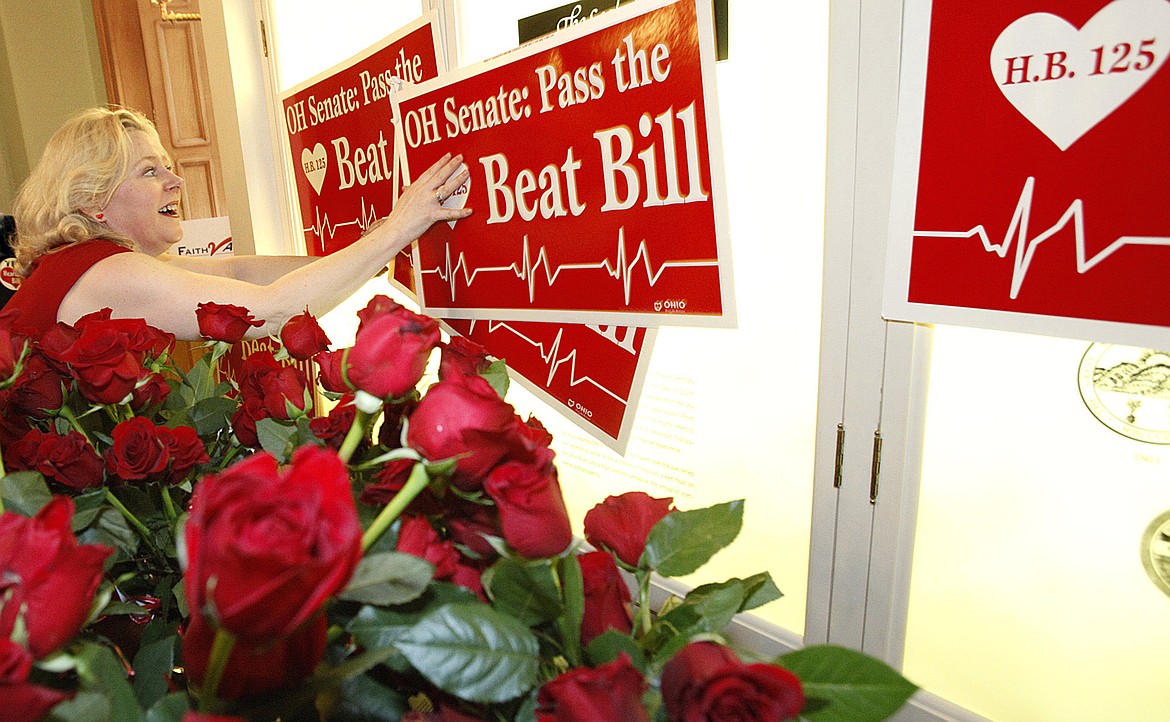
[
  {"left": 869, "top": 429, "right": 882, "bottom": 504},
  {"left": 832, "top": 423, "right": 845, "bottom": 488},
  {"left": 260, "top": 19, "right": 269, "bottom": 58}
]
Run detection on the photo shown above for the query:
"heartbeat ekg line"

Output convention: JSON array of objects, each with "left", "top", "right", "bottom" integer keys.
[
  {"left": 915, "top": 177, "right": 1170, "bottom": 299},
  {"left": 303, "top": 197, "right": 384, "bottom": 243},
  {"left": 467, "top": 319, "right": 628, "bottom": 405},
  {"left": 423, "top": 229, "right": 718, "bottom": 304}
]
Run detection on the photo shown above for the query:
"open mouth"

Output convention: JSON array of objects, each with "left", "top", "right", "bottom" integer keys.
[{"left": 159, "top": 202, "right": 179, "bottom": 217}]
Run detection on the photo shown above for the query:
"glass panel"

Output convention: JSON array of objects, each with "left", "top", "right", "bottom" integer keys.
[
  {"left": 455, "top": 0, "right": 829, "bottom": 636},
  {"left": 268, "top": 1, "right": 421, "bottom": 90},
  {"left": 903, "top": 324, "right": 1170, "bottom": 720}
]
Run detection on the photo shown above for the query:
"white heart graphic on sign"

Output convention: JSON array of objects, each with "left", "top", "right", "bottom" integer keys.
[
  {"left": 990, "top": 0, "right": 1170, "bottom": 150},
  {"left": 301, "top": 143, "right": 328, "bottom": 194},
  {"left": 443, "top": 163, "right": 470, "bottom": 229}
]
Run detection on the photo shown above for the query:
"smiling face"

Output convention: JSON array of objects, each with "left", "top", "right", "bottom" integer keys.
[{"left": 100, "top": 130, "right": 184, "bottom": 256}]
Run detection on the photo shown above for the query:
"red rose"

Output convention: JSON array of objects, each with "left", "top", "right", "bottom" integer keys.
[
  {"left": 195, "top": 302, "right": 263, "bottom": 342},
  {"left": 258, "top": 364, "right": 311, "bottom": 420},
  {"left": 104, "top": 417, "right": 170, "bottom": 483},
  {"left": 129, "top": 370, "right": 170, "bottom": 413},
  {"left": 0, "top": 638, "right": 72, "bottom": 721},
  {"left": 355, "top": 294, "right": 401, "bottom": 330},
  {"left": 584, "top": 492, "right": 675, "bottom": 568},
  {"left": 396, "top": 515, "right": 460, "bottom": 580},
  {"left": 0, "top": 497, "right": 113, "bottom": 658},
  {"left": 483, "top": 448, "right": 572, "bottom": 558},
  {"left": 79, "top": 312, "right": 174, "bottom": 359},
  {"left": 56, "top": 321, "right": 144, "bottom": 405},
  {"left": 7, "top": 353, "right": 66, "bottom": 418},
  {"left": 519, "top": 414, "right": 554, "bottom": 448},
  {"left": 444, "top": 501, "right": 501, "bottom": 559},
  {"left": 660, "top": 642, "right": 804, "bottom": 722},
  {"left": 183, "top": 446, "right": 361, "bottom": 641},
  {"left": 346, "top": 299, "right": 440, "bottom": 400},
  {"left": 536, "top": 654, "right": 648, "bottom": 722},
  {"left": 236, "top": 349, "right": 283, "bottom": 397},
  {"left": 157, "top": 425, "right": 209, "bottom": 484},
  {"left": 230, "top": 398, "right": 265, "bottom": 448},
  {"left": 578, "top": 551, "right": 633, "bottom": 645},
  {"left": 280, "top": 310, "right": 331, "bottom": 360},
  {"left": 439, "top": 335, "right": 492, "bottom": 381},
  {"left": 309, "top": 396, "right": 358, "bottom": 451},
  {"left": 314, "top": 349, "right": 349, "bottom": 393},
  {"left": 7, "top": 429, "right": 104, "bottom": 490},
  {"left": 182, "top": 608, "right": 326, "bottom": 700},
  {"left": 406, "top": 376, "right": 526, "bottom": 490}
]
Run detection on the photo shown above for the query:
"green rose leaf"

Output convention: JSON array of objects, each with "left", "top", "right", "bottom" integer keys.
[
  {"left": 481, "top": 358, "right": 510, "bottom": 399},
  {"left": 484, "top": 557, "right": 563, "bottom": 627},
  {"left": 143, "top": 693, "right": 190, "bottom": 722},
  {"left": 669, "top": 578, "right": 745, "bottom": 634},
  {"left": 338, "top": 551, "right": 433, "bottom": 606},
  {"left": 322, "top": 672, "right": 409, "bottom": 722},
  {"left": 47, "top": 641, "right": 144, "bottom": 722},
  {"left": 641, "top": 500, "right": 744, "bottom": 577},
  {"left": 584, "top": 628, "right": 643, "bottom": 669},
  {"left": 256, "top": 418, "right": 299, "bottom": 462},
  {"left": 0, "top": 471, "right": 51, "bottom": 517},
  {"left": 132, "top": 634, "right": 180, "bottom": 709},
  {"left": 395, "top": 603, "right": 540, "bottom": 703},
  {"left": 777, "top": 645, "right": 917, "bottom": 722},
  {"left": 181, "top": 396, "right": 237, "bottom": 435},
  {"left": 739, "top": 572, "right": 783, "bottom": 612}
]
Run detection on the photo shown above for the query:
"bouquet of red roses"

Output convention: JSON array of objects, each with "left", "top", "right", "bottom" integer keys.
[{"left": 0, "top": 297, "right": 915, "bottom": 722}]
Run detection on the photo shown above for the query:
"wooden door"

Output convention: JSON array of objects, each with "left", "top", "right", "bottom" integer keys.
[
  {"left": 91, "top": 0, "right": 226, "bottom": 219},
  {"left": 91, "top": 0, "right": 224, "bottom": 369}
]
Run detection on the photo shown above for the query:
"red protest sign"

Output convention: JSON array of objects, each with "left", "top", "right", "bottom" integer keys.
[
  {"left": 443, "top": 318, "right": 654, "bottom": 452},
  {"left": 885, "top": 0, "right": 1170, "bottom": 345},
  {"left": 281, "top": 14, "right": 442, "bottom": 280},
  {"left": 393, "top": 0, "right": 734, "bottom": 328}
]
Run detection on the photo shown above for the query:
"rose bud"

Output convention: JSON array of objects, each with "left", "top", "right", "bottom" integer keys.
[
  {"left": 280, "top": 309, "right": 331, "bottom": 360},
  {"left": 584, "top": 492, "right": 675, "bottom": 568},
  {"left": 346, "top": 302, "right": 441, "bottom": 400},
  {"left": 195, "top": 302, "right": 263, "bottom": 343},
  {"left": 660, "top": 641, "right": 804, "bottom": 722},
  {"left": 536, "top": 653, "right": 649, "bottom": 722},
  {"left": 406, "top": 376, "right": 526, "bottom": 491},
  {"left": 439, "top": 335, "right": 492, "bottom": 381},
  {"left": 578, "top": 551, "right": 633, "bottom": 645},
  {"left": 483, "top": 447, "right": 573, "bottom": 558},
  {"left": 315, "top": 348, "right": 350, "bottom": 393}
]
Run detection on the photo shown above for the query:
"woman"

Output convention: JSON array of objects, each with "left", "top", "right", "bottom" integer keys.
[{"left": 6, "top": 106, "right": 470, "bottom": 339}]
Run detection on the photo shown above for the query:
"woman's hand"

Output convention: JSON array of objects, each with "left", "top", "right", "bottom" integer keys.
[{"left": 372, "top": 153, "right": 472, "bottom": 247}]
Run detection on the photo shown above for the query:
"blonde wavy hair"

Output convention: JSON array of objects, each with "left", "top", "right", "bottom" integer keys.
[{"left": 11, "top": 107, "right": 161, "bottom": 275}]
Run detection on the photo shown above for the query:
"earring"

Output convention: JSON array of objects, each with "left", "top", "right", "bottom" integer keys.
[{"left": 95, "top": 213, "right": 105, "bottom": 221}]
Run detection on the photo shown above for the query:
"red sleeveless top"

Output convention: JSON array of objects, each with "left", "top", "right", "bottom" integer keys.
[{"left": 5, "top": 240, "right": 133, "bottom": 336}]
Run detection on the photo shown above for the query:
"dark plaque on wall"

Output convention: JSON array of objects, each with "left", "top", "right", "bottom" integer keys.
[{"left": 518, "top": 0, "right": 728, "bottom": 60}]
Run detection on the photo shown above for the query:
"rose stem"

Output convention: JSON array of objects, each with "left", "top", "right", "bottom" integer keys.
[
  {"left": 361, "top": 461, "right": 429, "bottom": 553},
  {"left": 199, "top": 627, "right": 236, "bottom": 712}
]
